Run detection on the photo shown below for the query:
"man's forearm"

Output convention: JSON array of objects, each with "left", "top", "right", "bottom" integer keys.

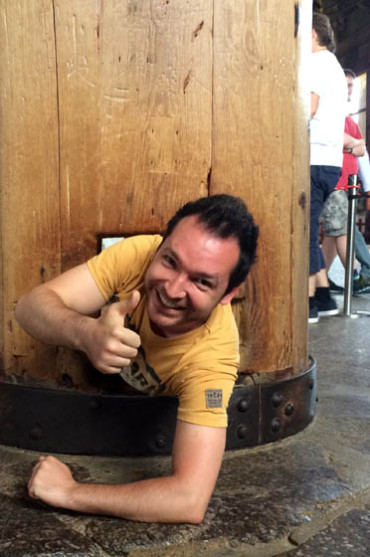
[
  {"left": 41, "top": 472, "right": 206, "bottom": 524},
  {"left": 343, "top": 133, "right": 365, "bottom": 156},
  {"left": 70, "top": 477, "right": 206, "bottom": 523},
  {"left": 15, "top": 287, "right": 93, "bottom": 352},
  {"left": 28, "top": 423, "right": 224, "bottom": 523}
]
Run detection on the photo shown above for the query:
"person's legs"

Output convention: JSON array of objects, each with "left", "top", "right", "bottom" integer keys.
[
  {"left": 315, "top": 267, "right": 329, "bottom": 287},
  {"left": 322, "top": 235, "right": 338, "bottom": 271},
  {"left": 335, "top": 234, "right": 356, "bottom": 269},
  {"left": 309, "top": 168, "right": 325, "bottom": 316},
  {"left": 321, "top": 188, "right": 352, "bottom": 291},
  {"left": 309, "top": 168, "right": 325, "bottom": 278},
  {"left": 309, "top": 166, "right": 341, "bottom": 322},
  {"left": 354, "top": 226, "right": 370, "bottom": 278}
]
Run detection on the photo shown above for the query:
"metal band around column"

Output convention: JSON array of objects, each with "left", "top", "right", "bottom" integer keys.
[{"left": 0, "top": 358, "right": 316, "bottom": 456}]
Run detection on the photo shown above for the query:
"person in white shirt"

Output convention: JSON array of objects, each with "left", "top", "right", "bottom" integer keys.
[{"left": 309, "top": 12, "right": 348, "bottom": 323}]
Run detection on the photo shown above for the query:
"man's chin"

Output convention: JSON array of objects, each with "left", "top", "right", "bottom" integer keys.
[{"left": 149, "top": 315, "right": 180, "bottom": 337}]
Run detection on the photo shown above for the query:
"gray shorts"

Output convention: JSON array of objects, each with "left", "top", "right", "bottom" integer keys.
[{"left": 321, "top": 189, "right": 348, "bottom": 236}]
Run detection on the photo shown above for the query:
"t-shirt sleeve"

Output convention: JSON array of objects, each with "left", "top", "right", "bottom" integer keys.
[
  {"left": 175, "top": 367, "right": 238, "bottom": 428},
  {"left": 169, "top": 316, "right": 240, "bottom": 428},
  {"left": 87, "top": 235, "right": 162, "bottom": 301}
]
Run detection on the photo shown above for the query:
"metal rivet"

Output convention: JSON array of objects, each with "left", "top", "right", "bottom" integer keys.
[
  {"left": 285, "top": 403, "right": 294, "bottom": 416},
  {"left": 272, "top": 392, "right": 284, "bottom": 408},
  {"left": 237, "top": 425, "right": 248, "bottom": 439},
  {"left": 238, "top": 399, "right": 248, "bottom": 412},
  {"left": 155, "top": 434, "right": 166, "bottom": 448},
  {"left": 29, "top": 426, "right": 43, "bottom": 440},
  {"left": 309, "top": 379, "right": 314, "bottom": 390},
  {"left": 271, "top": 418, "right": 281, "bottom": 433}
]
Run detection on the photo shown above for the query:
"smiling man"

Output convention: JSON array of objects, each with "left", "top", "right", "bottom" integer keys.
[{"left": 16, "top": 194, "right": 258, "bottom": 524}]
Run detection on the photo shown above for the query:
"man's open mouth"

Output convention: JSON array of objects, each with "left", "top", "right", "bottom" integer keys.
[{"left": 157, "top": 289, "right": 186, "bottom": 311}]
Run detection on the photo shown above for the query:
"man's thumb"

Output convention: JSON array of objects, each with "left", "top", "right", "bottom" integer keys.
[{"left": 122, "top": 289, "right": 141, "bottom": 316}]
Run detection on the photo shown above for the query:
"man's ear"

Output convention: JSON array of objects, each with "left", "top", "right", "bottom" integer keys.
[{"left": 220, "top": 286, "right": 239, "bottom": 305}]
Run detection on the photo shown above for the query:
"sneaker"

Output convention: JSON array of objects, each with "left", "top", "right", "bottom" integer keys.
[
  {"left": 315, "top": 287, "right": 340, "bottom": 317},
  {"left": 328, "top": 277, "right": 344, "bottom": 293},
  {"left": 356, "top": 275, "right": 370, "bottom": 294},
  {"left": 308, "top": 296, "right": 319, "bottom": 323},
  {"left": 316, "top": 296, "right": 340, "bottom": 316},
  {"left": 308, "top": 304, "right": 319, "bottom": 324}
]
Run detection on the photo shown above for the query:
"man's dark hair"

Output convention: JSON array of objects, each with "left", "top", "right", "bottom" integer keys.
[
  {"left": 164, "top": 194, "right": 259, "bottom": 295},
  {"left": 312, "top": 12, "right": 336, "bottom": 53},
  {"left": 343, "top": 68, "right": 356, "bottom": 80}
]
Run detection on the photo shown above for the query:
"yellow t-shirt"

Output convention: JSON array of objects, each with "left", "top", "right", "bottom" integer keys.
[{"left": 87, "top": 235, "right": 239, "bottom": 427}]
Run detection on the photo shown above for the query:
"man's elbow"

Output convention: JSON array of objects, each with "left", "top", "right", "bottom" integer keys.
[
  {"left": 189, "top": 500, "right": 208, "bottom": 524},
  {"left": 181, "top": 491, "right": 211, "bottom": 524},
  {"left": 187, "top": 513, "right": 205, "bottom": 525},
  {"left": 14, "top": 295, "right": 27, "bottom": 326},
  {"left": 182, "top": 506, "right": 206, "bottom": 525},
  {"left": 14, "top": 289, "right": 40, "bottom": 332}
]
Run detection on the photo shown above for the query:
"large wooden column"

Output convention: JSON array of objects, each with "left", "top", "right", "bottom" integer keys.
[
  {"left": 0, "top": 1, "right": 61, "bottom": 380},
  {"left": 0, "top": 0, "right": 311, "bottom": 390},
  {"left": 212, "top": 1, "right": 311, "bottom": 376}
]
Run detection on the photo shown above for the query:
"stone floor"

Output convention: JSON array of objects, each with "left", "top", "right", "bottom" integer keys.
[{"left": 1, "top": 288, "right": 370, "bottom": 556}]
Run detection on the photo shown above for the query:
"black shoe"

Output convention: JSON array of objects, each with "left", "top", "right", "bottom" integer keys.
[
  {"left": 308, "top": 304, "right": 319, "bottom": 324},
  {"left": 315, "top": 288, "right": 340, "bottom": 317},
  {"left": 308, "top": 297, "right": 319, "bottom": 323},
  {"left": 328, "top": 277, "right": 344, "bottom": 293}
]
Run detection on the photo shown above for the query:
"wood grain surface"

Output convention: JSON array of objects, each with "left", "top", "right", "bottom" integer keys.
[{"left": 1, "top": 0, "right": 311, "bottom": 387}]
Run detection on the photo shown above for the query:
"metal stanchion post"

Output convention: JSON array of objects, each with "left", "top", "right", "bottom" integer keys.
[{"left": 343, "top": 174, "right": 358, "bottom": 316}]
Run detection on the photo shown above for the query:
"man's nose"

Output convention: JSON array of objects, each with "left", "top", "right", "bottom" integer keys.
[{"left": 165, "top": 273, "right": 187, "bottom": 299}]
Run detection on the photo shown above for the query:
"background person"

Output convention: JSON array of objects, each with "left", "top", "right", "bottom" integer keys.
[
  {"left": 322, "top": 69, "right": 370, "bottom": 294},
  {"left": 309, "top": 12, "right": 348, "bottom": 323},
  {"left": 321, "top": 69, "right": 365, "bottom": 289}
]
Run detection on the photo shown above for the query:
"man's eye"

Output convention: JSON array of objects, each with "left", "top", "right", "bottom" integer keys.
[
  {"left": 164, "top": 255, "right": 176, "bottom": 267},
  {"left": 195, "top": 278, "right": 211, "bottom": 289}
]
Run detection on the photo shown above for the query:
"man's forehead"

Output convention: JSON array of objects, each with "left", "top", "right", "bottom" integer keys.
[
  {"left": 163, "top": 245, "right": 220, "bottom": 278},
  {"left": 161, "top": 217, "right": 240, "bottom": 272},
  {"left": 166, "top": 216, "right": 238, "bottom": 250}
]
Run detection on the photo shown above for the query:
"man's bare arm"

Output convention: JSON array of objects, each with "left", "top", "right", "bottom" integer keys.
[
  {"left": 15, "top": 264, "right": 104, "bottom": 348},
  {"left": 343, "top": 132, "right": 365, "bottom": 156},
  {"left": 15, "top": 264, "right": 141, "bottom": 373},
  {"left": 28, "top": 420, "right": 226, "bottom": 523},
  {"left": 311, "top": 92, "right": 319, "bottom": 119}
]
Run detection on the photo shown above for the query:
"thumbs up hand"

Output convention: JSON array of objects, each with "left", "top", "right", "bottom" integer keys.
[{"left": 81, "top": 290, "right": 141, "bottom": 373}]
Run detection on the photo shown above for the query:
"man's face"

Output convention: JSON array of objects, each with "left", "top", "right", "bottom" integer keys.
[
  {"left": 346, "top": 75, "right": 354, "bottom": 102},
  {"left": 144, "top": 215, "right": 240, "bottom": 337}
]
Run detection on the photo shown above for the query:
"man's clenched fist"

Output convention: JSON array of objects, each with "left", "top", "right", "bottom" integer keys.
[{"left": 28, "top": 456, "right": 76, "bottom": 509}]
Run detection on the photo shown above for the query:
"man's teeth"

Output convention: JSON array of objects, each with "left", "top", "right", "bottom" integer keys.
[{"left": 158, "top": 291, "right": 182, "bottom": 309}]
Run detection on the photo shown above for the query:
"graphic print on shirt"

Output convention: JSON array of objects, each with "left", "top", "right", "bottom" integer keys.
[{"left": 120, "top": 317, "right": 164, "bottom": 395}]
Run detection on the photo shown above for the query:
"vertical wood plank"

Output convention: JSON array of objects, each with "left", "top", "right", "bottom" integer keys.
[
  {"left": 213, "top": 0, "right": 309, "bottom": 375},
  {"left": 0, "top": 1, "right": 61, "bottom": 379},
  {"left": 50, "top": 0, "right": 213, "bottom": 388},
  {"left": 54, "top": 0, "right": 213, "bottom": 270},
  {"left": 291, "top": 0, "right": 311, "bottom": 373}
]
